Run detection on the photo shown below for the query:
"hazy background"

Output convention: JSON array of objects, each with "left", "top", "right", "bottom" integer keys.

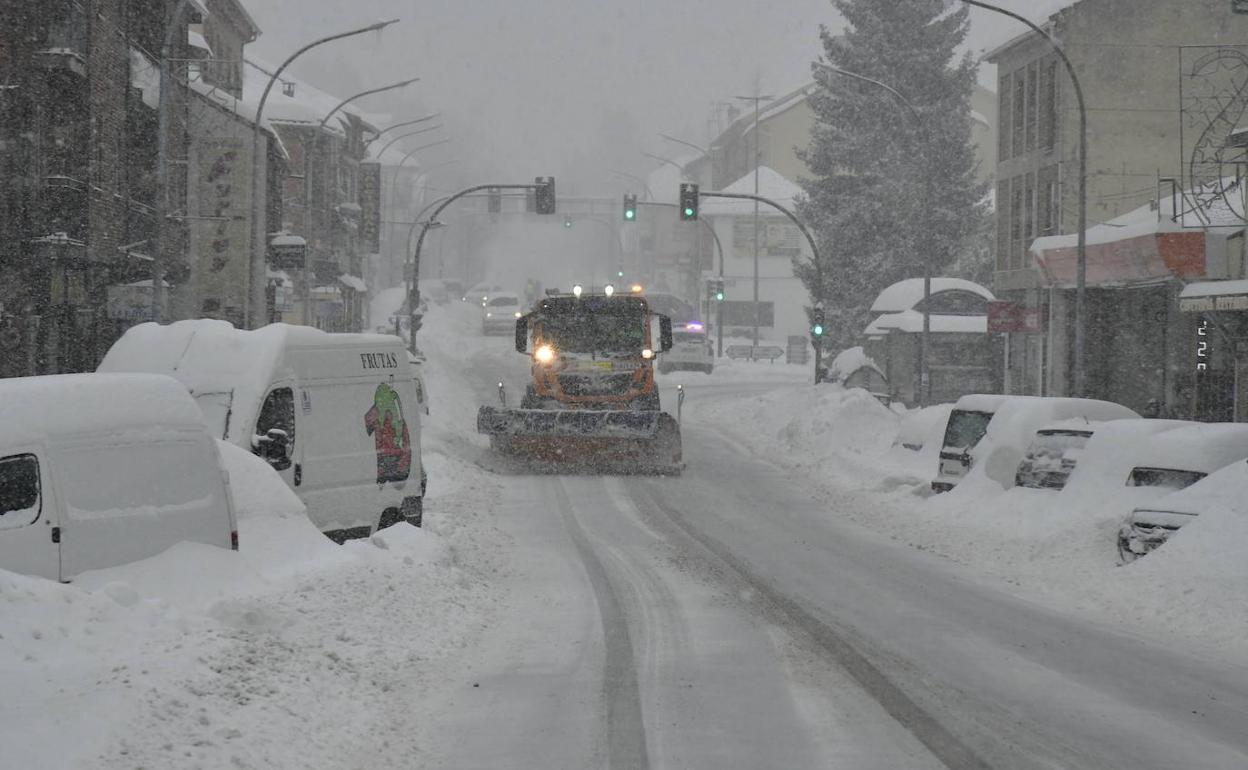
[{"left": 245, "top": 0, "right": 1053, "bottom": 192}]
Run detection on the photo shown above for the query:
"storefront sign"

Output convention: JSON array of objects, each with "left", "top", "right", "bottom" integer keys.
[
  {"left": 359, "top": 162, "right": 382, "bottom": 254},
  {"left": 732, "top": 218, "right": 802, "bottom": 258},
  {"left": 1179, "top": 293, "right": 1248, "bottom": 312},
  {"left": 987, "top": 301, "right": 1043, "bottom": 333},
  {"left": 106, "top": 283, "right": 167, "bottom": 321}
]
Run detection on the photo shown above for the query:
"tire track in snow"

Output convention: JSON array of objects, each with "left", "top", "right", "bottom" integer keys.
[
  {"left": 552, "top": 478, "right": 651, "bottom": 770},
  {"left": 628, "top": 481, "right": 993, "bottom": 770}
]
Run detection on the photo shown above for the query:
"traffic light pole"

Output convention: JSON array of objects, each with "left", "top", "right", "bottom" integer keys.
[
  {"left": 696, "top": 190, "right": 824, "bottom": 382},
  {"left": 409, "top": 182, "right": 546, "bottom": 352},
  {"left": 637, "top": 201, "right": 727, "bottom": 356}
]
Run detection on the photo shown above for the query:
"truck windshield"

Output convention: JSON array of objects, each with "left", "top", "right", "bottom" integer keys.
[{"left": 538, "top": 311, "right": 646, "bottom": 354}]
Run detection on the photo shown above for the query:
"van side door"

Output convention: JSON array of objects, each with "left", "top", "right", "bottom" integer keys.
[{"left": 0, "top": 450, "right": 60, "bottom": 581}]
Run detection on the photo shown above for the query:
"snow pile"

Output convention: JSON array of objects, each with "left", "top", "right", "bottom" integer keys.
[{"left": 826, "top": 346, "right": 883, "bottom": 382}]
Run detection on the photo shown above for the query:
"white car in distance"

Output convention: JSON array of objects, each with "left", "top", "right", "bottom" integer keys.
[{"left": 482, "top": 292, "right": 523, "bottom": 335}]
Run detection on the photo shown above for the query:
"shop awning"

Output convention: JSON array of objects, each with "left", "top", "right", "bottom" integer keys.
[
  {"left": 1178, "top": 280, "right": 1248, "bottom": 312},
  {"left": 338, "top": 274, "right": 367, "bottom": 293},
  {"left": 864, "top": 310, "right": 987, "bottom": 335}
]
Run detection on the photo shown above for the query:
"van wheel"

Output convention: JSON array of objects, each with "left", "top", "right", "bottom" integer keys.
[
  {"left": 401, "top": 495, "right": 423, "bottom": 528},
  {"left": 378, "top": 507, "right": 403, "bottom": 530}
]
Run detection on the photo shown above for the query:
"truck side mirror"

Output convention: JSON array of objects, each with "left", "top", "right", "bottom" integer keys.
[
  {"left": 252, "top": 428, "right": 292, "bottom": 471},
  {"left": 659, "top": 315, "right": 673, "bottom": 352},
  {"left": 515, "top": 315, "right": 529, "bottom": 354}
]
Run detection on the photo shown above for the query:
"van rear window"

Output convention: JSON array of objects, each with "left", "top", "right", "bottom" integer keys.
[
  {"left": 942, "top": 409, "right": 993, "bottom": 451},
  {"left": 1127, "top": 467, "right": 1206, "bottom": 490},
  {"left": 0, "top": 454, "right": 40, "bottom": 529}
]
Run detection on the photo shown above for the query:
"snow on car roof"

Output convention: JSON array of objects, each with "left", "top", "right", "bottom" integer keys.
[
  {"left": 99, "top": 321, "right": 400, "bottom": 444},
  {"left": 1, "top": 373, "right": 205, "bottom": 447}
]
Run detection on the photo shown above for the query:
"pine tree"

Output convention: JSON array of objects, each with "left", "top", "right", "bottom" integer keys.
[{"left": 797, "top": 0, "right": 989, "bottom": 348}]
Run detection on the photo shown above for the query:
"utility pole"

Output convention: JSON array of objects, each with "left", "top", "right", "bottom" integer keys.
[{"left": 736, "top": 92, "right": 773, "bottom": 346}]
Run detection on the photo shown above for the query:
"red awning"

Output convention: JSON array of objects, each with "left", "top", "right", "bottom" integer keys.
[{"left": 1031, "top": 231, "right": 1205, "bottom": 287}]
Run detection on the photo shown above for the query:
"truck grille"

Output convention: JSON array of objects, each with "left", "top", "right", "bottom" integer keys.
[{"left": 558, "top": 373, "right": 634, "bottom": 396}]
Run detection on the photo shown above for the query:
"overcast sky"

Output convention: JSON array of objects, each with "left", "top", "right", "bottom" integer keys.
[{"left": 243, "top": 0, "right": 1049, "bottom": 192}]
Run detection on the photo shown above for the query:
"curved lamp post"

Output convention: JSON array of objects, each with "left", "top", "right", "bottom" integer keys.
[
  {"left": 246, "top": 18, "right": 399, "bottom": 328},
  {"left": 960, "top": 0, "right": 1089, "bottom": 397},
  {"left": 818, "top": 63, "right": 935, "bottom": 406},
  {"left": 364, "top": 113, "right": 440, "bottom": 150}
]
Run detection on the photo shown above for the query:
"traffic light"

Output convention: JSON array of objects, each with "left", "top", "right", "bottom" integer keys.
[
  {"left": 488, "top": 187, "right": 501, "bottom": 214},
  {"left": 812, "top": 306, "right": 825, "bottom": 338},
  {"left": 623, "top": 193, "right": 637, "bottom": 222},
  {"left": 617, "top": 268, "right": 625, "bottom": 278},
  {"left": 535, "top": 176, "right": 556, "bottom": 214},
  {"left": 714, "top": 279, "right": 725, "bottom": 302},
  {"left": 563, "top": 215, "right": 572, "bottom": 229},
  {"left": 679, "top": 182, "right": 699, "bottom": 221}
]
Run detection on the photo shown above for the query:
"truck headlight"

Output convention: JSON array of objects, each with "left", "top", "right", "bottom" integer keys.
[
  {"left": 642, "top": 349, "right": 654, "bottom": 360},
  {"left": 514, "top": 311, "right": 522, "bottom": 318},
  {"left": 535, "top": 344, "right": 556, "bottom": 364}
]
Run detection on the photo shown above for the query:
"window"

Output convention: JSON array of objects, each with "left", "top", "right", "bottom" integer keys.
[
  {"left": 1038, "top": 166, "right": 1058, "bottom": 236},
  {"left": 1026, "top": 62, "right": 1039, "bottom": 153},
  {"left": 1040, "top": 60, "right": 1058, "bottom": 150},
  {"left": 257, "top": 387, "right": 296, "bottom": 444},
  {"left": 1024, "top": 172, "right": 1036, "bottom": 249},
  {"left": 1011, "top": 176, "right": 1025, "bottom": 269},
  {"left": 0, "top": 454, "right": 41, "bottom": 529},
  {"left": 1127, "top": 467, "right": 1207, "bottom": 490},
  {"left": 998, "top": 73, "right": 1012, "bottom": 161},
  {"left": 996, "top": 180, "right": 1010, "bottom": 271},
  {"left": 1012, "top": 72, "right": 1026, "bottom": 157},
  {"left": 942, "top": 410, "right": 994, "bottom": 451}
]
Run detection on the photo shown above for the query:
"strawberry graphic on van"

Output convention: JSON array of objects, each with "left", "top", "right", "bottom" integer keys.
[{"left": 364, "top": 383, "right": 411, "bottom": 485}]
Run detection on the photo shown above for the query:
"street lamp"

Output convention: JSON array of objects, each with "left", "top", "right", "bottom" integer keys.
[
  {"left": 246, "top": 18, "right": 400, "bottom": 328},
  {"left": 302, "top": 77, "right": 419, "bottom": 325},
  {"left": 643, "top": 151, "right": 687, "bottom": 174},
  {"left": 375, "top": 123, "right": 445, "bottom": 161},
  {"left": 960, "top": 0, "right": 1089, "bottom": 397},
  {"left": 817, "top": 63, "right": 934, "bottom": 406},
  {"left": 609, "top": 169, "right": 654, "bottom": 201},
  {"left": 363, "top": 113, "right": 440, "bottom": 150}
]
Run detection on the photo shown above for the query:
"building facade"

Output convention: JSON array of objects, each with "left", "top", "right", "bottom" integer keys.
[{"left": 987, "top": 0, "right": 1248, "bottom": 416}]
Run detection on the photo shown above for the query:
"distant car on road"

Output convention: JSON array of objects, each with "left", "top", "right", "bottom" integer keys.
[
  {"left": 466, "top": 283, "right": 503, "bottom": 305},
  {"left": 1014, "top": 419, "right": 1100, "bottom": 491},
  {"left": 482, "top": 292, "right": 523, "bottom": 334},
  {"left": 659, "top": 322, "right": 713, "bottom": 374}
]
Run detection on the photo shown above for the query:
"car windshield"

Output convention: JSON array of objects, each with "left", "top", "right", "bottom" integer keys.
[
  {"left": 487, "top": 296, "right": 518, "bottom": 307},
  {"left": 673, "top": 331, "right": 705, "bottom": 343},
  {"left": 1016, "top": 429, "right": 1093, "bottom": 489},
  {"left": 1127, "top": 467, "right": 1208, "bottom": 490},
  {"left": 942, "top": 409, "right": 994, "bottom": 451}
]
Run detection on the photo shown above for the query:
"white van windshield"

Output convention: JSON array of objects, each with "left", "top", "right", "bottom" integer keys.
[{"left": 942, "top": 409, "right": 993, "bottom": 451}]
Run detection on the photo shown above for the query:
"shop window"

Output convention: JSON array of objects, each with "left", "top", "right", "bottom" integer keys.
[{"left": 0, "top": 454, "right": 41, "bottom": 530}]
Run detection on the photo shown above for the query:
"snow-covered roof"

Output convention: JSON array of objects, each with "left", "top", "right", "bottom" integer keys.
[
  {"left": 828, "top": 346, "right": 883, "bottom": 380},
  {"left": 1, "top": 374, "right": 206, "bottom": 448},
  {"left": 243, "top": 58, "right": 386, "bottom": 136},
  {"left": 740, "top": 82, "right": 818, "bottom": 140},
  {"left": 699, "top": 166, "right": 802, "bottom": 217},
  {"left": 864, "top": 310, "right": 988, "bottom": 336},
  {"left": 870, "top": 277, "right": 994, "bottom": 313},
  {"left": 1180, "top": 279, "right": 1248, "bottom": 300},
  {"left": 980, "top": 1, "right": 1086, "bottom": 61},
  {"left": 338, "top": 274, "right": 367, "bottom": 292}
]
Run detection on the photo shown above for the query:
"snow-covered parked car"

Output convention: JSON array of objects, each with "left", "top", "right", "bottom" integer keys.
[
  {"left": 0, "top": 373, "right": 238, "bottom": 582},
  {"left": 1013, "top": 419, "right": 1101, "bottom": 490},
  {"left": 931, "top": 394, "right": 1138, "bottom": 493},
  {"left": 1117, "top": 431, "right": 1248, "bottom": 562}
]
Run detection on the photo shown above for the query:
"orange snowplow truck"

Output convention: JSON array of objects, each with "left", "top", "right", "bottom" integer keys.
[{"left": 476, "top": 290, "right": 683, "bottom": 473}]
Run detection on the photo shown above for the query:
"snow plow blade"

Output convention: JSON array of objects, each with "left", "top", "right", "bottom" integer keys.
[{"left": 477, "top": 406, "right": 682, "bottom": 474}]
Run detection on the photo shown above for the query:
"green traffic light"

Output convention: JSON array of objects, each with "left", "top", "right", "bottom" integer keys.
[
  {"left": 625, "top": 210, "right": 635, "bottom": 220},
  {"left": 813, "top": 324, "right": 824, "bottom": 336},
  {"left": 617, "top": 271, "right": 625, "bottom": 278},
  {"left": 716, "top": 292, "right": 724, "bottom": 301},
  {"left": 684, "top": 207, "right": 694, "bottom": 217}
]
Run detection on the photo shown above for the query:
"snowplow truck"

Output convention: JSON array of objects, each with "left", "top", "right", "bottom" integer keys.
[{"left": 477, "top": 291, "right": 683, "bottom": 473}]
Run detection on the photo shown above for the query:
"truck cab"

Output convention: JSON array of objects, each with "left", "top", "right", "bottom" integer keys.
[{"left": 514, "top": 292, "right": 673, "bottom": 410}]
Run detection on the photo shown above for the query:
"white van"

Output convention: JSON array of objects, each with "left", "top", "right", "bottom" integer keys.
[
  {"left": 0, "top": 374, "right": 238, "bottom": 582},
  {"left": 100, "top": 321, "right": 425, "bottom": 542}
]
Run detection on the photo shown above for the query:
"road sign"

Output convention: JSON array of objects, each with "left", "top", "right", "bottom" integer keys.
[{"left": 987, "top": 301, "right": 1043, "bottom": 333}]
